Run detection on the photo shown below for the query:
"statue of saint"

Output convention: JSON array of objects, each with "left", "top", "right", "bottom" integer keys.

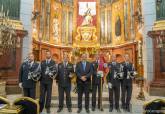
[
  {"left": 81, "top": 3, "right": 93, "bottom": 26},
  {"left": 53, "top": 17, "right": 59, "bottom": 41}
]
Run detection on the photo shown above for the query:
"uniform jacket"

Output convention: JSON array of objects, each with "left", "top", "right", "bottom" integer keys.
[
  {"left": 40, "top": 59, "right": 57, "bottom": 84},
  {"left": 76, "top": 61, "right": 93, "bottom": 84},
  {"left": 56, "top": 62, "right": 74, "bottom": 87},
  {"left": 122, "top": 62, "right": 135, "bottom": 86},
  {"left": 19, "top": 61, "right": 39, "bottom": 88},
  {"left": 107, "top": 62, "right": 121, "bottom": 85}
]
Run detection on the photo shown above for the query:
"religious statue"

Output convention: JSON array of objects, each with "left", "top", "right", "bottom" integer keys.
[
  {"left": 53, "top": 17, "right": 59, "bottom": 41},
  {"left": 81, "top": 3, "right": 93, "bottom": 26}
]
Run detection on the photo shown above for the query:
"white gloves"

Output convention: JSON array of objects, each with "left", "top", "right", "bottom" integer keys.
[
  {"left": 108, "top": 82, "right": 112, "bottom": 89},
  {"left": 19, "top": 83, "right": 22, "bottom": 88},
  {"left": 69, "top": 74, "right": 73, "bottom": 78}
]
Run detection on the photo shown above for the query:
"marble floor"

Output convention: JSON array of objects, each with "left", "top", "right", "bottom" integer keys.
[{"left": 7, "top": 84, "right": 165, "bottom": 114}]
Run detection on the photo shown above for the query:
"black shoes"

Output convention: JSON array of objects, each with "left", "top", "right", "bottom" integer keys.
[
  {"left": 126, "top": 107, "right": 131, "bottom": 112},
  {"left": 57, "top": 108, "right": 63, "bottom": 113},
  {"left": 77, "top": 108, "right": 82, "bottom": 113},
  {"left": 57, "top": 108, "right": 72, "bottom": 113},
  {"left": 116, "top": 108, "right": 121, "bottom": 113},
  {"left": 46, "top": 108, "right": 51, "bottom": 113},
  {"left": 68, "top": 108, "right": 72, "bottom": 112},
  {"left": 100, "top": 108, "right": 104, "bottom": 111},
  {"left": 109, "top": 107, "right": 113, "bottom": 112},
  {"left": 92, "top": 107, "right": 95, "bottom": 111},
  {"left": 86, "top": 109, "right": 90, "bottom": 113}
]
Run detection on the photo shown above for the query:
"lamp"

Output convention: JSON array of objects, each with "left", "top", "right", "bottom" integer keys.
[{"left": 0, "top": 5, "right": 20, "bottom": 55}]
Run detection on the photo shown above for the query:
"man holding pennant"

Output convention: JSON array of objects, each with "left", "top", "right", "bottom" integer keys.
[{"left": 92, "top": 54, "right": 107, "bottom": 111}]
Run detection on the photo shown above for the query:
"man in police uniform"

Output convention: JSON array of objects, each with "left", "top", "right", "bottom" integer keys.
[
  {"left": 56, "top": 54, "right": 74, "bottom": 112},
  {"left": 19, "top": 52, "right": 40, "bottom": 99},
  {"left": 121, "top": 54, "right": 135, "bottom": 112},
  {"left": 76, "top": 53, "right": 93, "bottom": 113},
  {"left": 91, "top": 54, "right": 102, "bottom": 111},
  {"left": 107, "top": 54, "right": 121, "bottom": 112},
  {"left": 39, "top": 51, "right": 57, "bottom": 114}
]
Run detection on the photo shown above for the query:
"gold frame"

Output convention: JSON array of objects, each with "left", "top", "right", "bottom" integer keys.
[
  {"left": 73, "top": 0, "right": 100, "bottom": 48},
  {"left": 0, "top": 96, "right": 10, "bottom": 105},
  {"left": 13, "top": 97, "right": 40, "bottom": 114}
]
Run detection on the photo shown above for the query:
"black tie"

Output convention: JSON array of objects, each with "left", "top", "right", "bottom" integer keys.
[
  {"left": 28, "top": 62, "right": 31, "bottom": 68},
  {"left": 46, "top": 60, "right": 49, "bottom": 65}
]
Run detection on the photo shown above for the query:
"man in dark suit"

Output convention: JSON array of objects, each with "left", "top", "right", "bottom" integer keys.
[
  {"left": 39, "top": 51, "right": 57, "bottom": 114},
  {"left": 56, "top": 54, "right": 74, "bottom": 112},
  {"left": 91, "top": 54, "right": 105, "bottom": 111},
  {"left": 107, "top": 54, "right": 121, "bottom": 112},
  {"left": 76, "top": 53, "right": 93, "bottom": 113},
  {"left": 19, "top": 52, "right": 40, "bottom": 99},
  {"left": 121, "top": 54, "right": 135, "bottom": 112}
]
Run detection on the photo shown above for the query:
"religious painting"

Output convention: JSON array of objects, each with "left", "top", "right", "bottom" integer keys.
[
  {"left": 62, "top": 9, "right": 67, "bottom": 44},
  {"left": 45, "top": 0, "right": 50, "bottom": 41},
  {"left": 77, "top": 0, "right": 96, "bottom": 27},
  {"left": 40, "top": 0, "right": 45, "bottom": 40},
  {"left": 100, "top": 9, "right": 105, "bottom": 44},
  {"left": 124, "top": 1, "right": 128, "bottom": 40},
  {"left": 107, "top": 10, "right": 112, "bottom": 44},
  {"left": 68, "top": 10, "right": 73, "bottom": 44},
  {"left": 115, "top": 15, "right": 121, "bottom": 37}
]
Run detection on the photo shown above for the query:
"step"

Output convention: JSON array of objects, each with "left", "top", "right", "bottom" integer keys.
[
  {"left": 51, "top": 96, "right": 109, "bottom": 101},
  {"left": 50, "top": 100, "right": 143, "bottom": 111}
]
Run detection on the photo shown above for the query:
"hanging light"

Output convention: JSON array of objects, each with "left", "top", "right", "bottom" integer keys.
[{"left": 0, "top": 5, "right": 20, "bottom": 55}]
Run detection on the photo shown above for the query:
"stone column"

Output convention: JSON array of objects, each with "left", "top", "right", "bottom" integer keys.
[
  {"left": 141, "top": 0, "right": 156, "bottom": 90},
  {"left": 20, "top": 0, "right": 34, "bottom": 61}
]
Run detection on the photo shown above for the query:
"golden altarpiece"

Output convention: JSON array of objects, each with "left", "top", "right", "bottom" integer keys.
[{"left": 32, "top": 0, "right": 143, "bottom": 80}]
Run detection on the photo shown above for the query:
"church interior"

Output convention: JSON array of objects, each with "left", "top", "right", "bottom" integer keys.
[{"left": 0, "top": 0, "right": 165, "bottom": 113}]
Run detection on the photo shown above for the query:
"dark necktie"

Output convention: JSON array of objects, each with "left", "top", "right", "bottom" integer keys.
[
  {"left": 28, "top": 61, "right": 33, "bottom": 67},
  {"left": 46, "top": 60, "right": 49, "bottom": 65},
  {"left": 126, "top": 62, "right": 129, "bottom": 66},
  {"left": 83, "top": 62, "right": 86, "bottom": 71}
]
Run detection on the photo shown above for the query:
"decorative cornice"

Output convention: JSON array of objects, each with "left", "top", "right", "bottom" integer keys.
[{"left": 153, "top": 20, "right": 165, "bottom": 31}]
